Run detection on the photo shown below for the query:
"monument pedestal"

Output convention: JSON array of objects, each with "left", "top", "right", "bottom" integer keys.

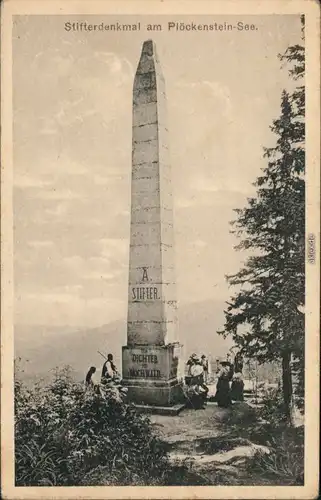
[{"left": 122, "top": 343, "right": 185, "bottom": 407}]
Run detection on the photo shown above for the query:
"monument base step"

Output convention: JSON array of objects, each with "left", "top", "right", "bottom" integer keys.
[{"left": 133, "top": 403, "right": 186, "bottom": 416}]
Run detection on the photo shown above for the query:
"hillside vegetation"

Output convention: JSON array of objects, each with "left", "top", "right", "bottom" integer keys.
[{"left": 15, "top": 364, "right": 304, "bottom": 487}]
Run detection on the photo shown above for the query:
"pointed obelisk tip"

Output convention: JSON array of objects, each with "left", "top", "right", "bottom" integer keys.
[{"left": 141, "top": 39, "right": 156, "bottom": 56}]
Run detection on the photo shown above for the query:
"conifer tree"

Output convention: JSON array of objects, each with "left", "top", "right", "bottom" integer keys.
[{"left": 219, "top": 29, "right": 305, "bottom": 421}]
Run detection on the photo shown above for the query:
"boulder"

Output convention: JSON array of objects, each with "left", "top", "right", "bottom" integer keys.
[
  {"left": 210, "top": 443, "right": 270, "bottom": 465},
  {"left": 228, "top": 402, "right": 257, "bottom": 424}
]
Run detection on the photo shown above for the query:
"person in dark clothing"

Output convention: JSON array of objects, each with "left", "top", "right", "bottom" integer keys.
[
  {"left": 231, "top": 372, "right": 245, "bottom": 402},
  {"left": 101, "top": 353, "right": 117, "bottom": 384},
  {"left": 85, "top": 366, "right": 101, "bottom": 394},
  {"left": 85, "top": 366, "right": 97, "bottom": 386},
  {"left": 186, "top": 384, "right": 208, "bottom": 410},
  {"left": 185, "top": 357, "right": 208, "bottom": 409},
  {"left": 213, "top": 361, "right": 232, "bottom": 408}
]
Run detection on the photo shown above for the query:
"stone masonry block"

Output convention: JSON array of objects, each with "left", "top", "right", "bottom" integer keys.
[
  {"left": 133, "top": 88, "right": 157, "bottom": 106},
  {"left": 132, "top": 161, "right": 159, "bottom": 180},
  {"left": 131, "top": 206, "right": 161, "bottom": 224},
  {"left": 133, "top": 138, "right": 159, "bottom": 165},
  {"left": 134, "top": 71, "right": 157, "bottom": 90},
  {"left": 129, "top": 242, "right": 162, "bottom": 269},
  {"left": 129, "top": 264, "right": 163, "bottom": 283},
  {"left": 128, "top": 299, "right": 163, "bottom": 323},
  {"left": 133, "top": 102, "right": 157, "bottom": 127},
  {"left": 130, "top": 222, "right": 161, "bottom": 247},
  {"left": 136, "top": 57, "right": 156, "bottom": 75},
  {"left": 133, "top": 123, "right": 158, "bottom": 143},
  {"left": 127, "top": 320, "right": 165, "bottom": 345},
  {"left": 131, "top": 192, "right": 160, "bottom": 210},
  {"left": 131, "top": 176, "right": 160, "bottom": 195}
]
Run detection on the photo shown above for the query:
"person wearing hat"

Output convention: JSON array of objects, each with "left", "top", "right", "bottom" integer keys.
[
  {"left": 189, "top": 356, "right": 203, "bottom": 382},
  {"left": 213, "top": 360, "right": 232, "bottom": 408},
  {"left": 186, "top": 383, "right": 207, "bottom": 410},
  {"left": 186, "top": 353, "right": 197, "bottom": 374},
  {"left": 189, "top": 357, "right": 209, "bottom": 408}
]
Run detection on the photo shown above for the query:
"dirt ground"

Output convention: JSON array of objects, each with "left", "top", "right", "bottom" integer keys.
[
  {"left": 149, "top": 403, "right": 274, "bottom": 486},
  {"left": 150, "top": 404, "right": 227, "bottom": 443}
]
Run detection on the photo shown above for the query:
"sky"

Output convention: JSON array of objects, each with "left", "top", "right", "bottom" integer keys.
[{"left": 13, "top": 14, "right": 303, "bottom": 328}]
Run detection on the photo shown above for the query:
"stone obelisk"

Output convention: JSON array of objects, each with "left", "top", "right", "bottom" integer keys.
[{"left": 122, "top": 40, "right": 184, "bottom": 408}]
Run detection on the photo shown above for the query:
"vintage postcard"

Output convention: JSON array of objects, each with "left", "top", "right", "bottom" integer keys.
[{"left": 1, "top": 0, "right": 320, "bottom": 498}]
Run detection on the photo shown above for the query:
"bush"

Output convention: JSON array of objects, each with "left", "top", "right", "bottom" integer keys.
[
  {"left": 257, "top": 387, "right": 289, "bottom": 426},
  {"left": 235, "top": 388, "right": 304, "bottom": 485},
  {"left": 247, "top": 429, "right": 304, "bottom": 485},
  {"left": 15, "top": 367, "right": 171, "bottom": 486}
]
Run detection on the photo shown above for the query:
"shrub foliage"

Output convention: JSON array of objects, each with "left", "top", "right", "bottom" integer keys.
[{"left": 15, "top": 367, "right": 170, "bottom": 486}]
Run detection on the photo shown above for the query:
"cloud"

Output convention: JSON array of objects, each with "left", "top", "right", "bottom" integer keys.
[
  {"left": 93, "top": 51, "right": 134, "bottom": 80},
  {"left": 16, "top": 289, "right": 126, "bottom": 327},
  {"left": 190, "top": 239, "right": 207, "bottom": 248},
  {"left": 63, "top": 255, "right": 86, "bottom": 272},
  {"left": 177, "top": 171, "right": 255, "bottom": 204},
  {"left": 34, "top": 188, "right": 83, "bottom": 201},
  {"left": 39, "top": 124, "right": 58, "bottom": 136},
  {"left": 84, "top": 271, "right": 123, "bottom": 281},
  {"left": 192, "top": 176, "right": 220, "bottom": 193},
  {"left": 44, "top": 203, "right": 69, "bottom": 218},
  {"left": 31, "top": 49, "right": 75, "bottom": 77},
  {"left": 175, "top": 196, "right": 198, "bottom": 208},
  {"left": 98, "top": 238, "right": 128, "bottom": 260},
  {"left": 24, "top": 292, "right": 74, "bottom": 304},
  {"left": 28, "top": 240, "right": 54, "bottom": 248},
  {"left": 175, "top": 80, "right": 232, "bottom": 117},
  {"left": 93, "top": 173, "right": 124, "bottom": 186},
  {"left": 14, "top": 174, "right": 53, "bottom": 189},
  {"left": 192, "top": 177, "right": 252, "bottom": 195}
]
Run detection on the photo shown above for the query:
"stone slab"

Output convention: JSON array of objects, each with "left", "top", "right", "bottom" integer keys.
[
  {"left": 132, "top": 161, "right": 159, "bottom": 180},
  {"left": 133, "top": 88, "right": 157, "bottom": 106},
  {"left": 132, "top": 102, "right": 157, "bottom": 127},
  {"left": 133, "top": 403, "right": 186, "bottom": 416},
  {"left": 124, "top": 380, "right": 185, "bottom": 407},
  {"left": 127, "top": 300, "right": 163, "bottom": 323},
  {"left": 134, "top": 71, "right": 157, "bottom": 90},
  {"left": 131, "top": 192, "right": 160, "bottom": 210},
  {"left": 128, "top": 242, "right": 162, "bottom": 268},
  {"left": 131, "top": 205, "right": 172, "bottom": 225},
  {"left": 130, "top": 222, "right": 174, "bottom": 247},
  {"left": 133, "top": 123, "right": 158, "bottom": 143},
  {"left": 127, "top": 321, "right": 164, "bottom": 345},
  {"left": 129, "top": 264, "right": 175, "bottom": 284},
  {"left": 136, "top": 56, "right": 156, "bottom": 74},
  {"left": 132, "top": 138, "right": 159, "bottom": 165}
]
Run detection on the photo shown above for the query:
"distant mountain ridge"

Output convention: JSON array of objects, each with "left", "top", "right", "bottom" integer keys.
[{"left": 15, "top": 300, "right": 232, "bottom": 383}]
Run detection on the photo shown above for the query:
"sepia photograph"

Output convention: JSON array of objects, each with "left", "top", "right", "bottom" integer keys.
[{"left": 1, "top": 1, "right": 320, "bottom": 499}]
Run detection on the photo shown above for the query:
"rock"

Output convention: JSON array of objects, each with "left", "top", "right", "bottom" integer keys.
[
  {"left": 210, "top": 443, "right": 270, "bottom": 465},
  {"left": 228, "top": 402, "right": 257, "bottom": 424},
  {"left": 168, "top": 442, "right": 270, "bottom": 472}
]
